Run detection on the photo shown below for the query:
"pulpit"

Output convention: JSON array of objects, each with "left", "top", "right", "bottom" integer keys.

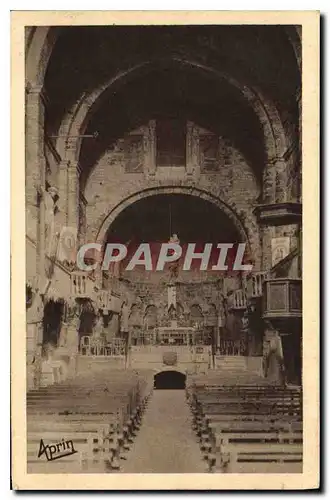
[{"left": 263, "top": 278, "right": 302, "bottom": 319}]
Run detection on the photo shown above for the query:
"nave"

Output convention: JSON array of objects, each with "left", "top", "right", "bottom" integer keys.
[{"left": 27, "top": 367, "right": 302, "bottom": 474}]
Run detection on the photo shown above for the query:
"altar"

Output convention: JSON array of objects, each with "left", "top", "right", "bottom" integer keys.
[
  {"left": 157, "top": 321, "right": 196, "bottom": 346},
  {"left": 129, "top": 321, "right": 211, "bottom": 372}
]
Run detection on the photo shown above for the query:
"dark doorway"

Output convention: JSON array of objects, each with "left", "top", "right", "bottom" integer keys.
[
  {"left": 154, "top": 371, "right": 186, "bottom": 390},
  {"left": 42, "top": 300, "right": 64, "bottom": 347}
]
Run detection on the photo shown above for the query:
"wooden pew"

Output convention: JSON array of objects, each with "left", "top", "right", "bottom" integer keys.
[
  {"left": 212, "top": 426, "right": 303, "bottom": 473},
  {"left": 27, "top": 429, "right": 104, "bottom": 473},
  {"left": 26, "top": 370, "right": 154, "bottom": 473},
  {"left": 188, "top": 384, "right": 302, "bottom": 473}
]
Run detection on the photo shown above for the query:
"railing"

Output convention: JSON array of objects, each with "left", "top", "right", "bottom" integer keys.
[
  {"left": 246, "top": 272, "right": 265, "bottom": 298},
  {"left": 71, "top": 272, "right": 89, "bottom": 297},
  {"left": 217, "top": 339, "right": 247, "bottom": 356},
  {"left": 227, "top": 289, "right": 247, "bottom": 310},
  {"left": 130, "top": 328, "right": 212, "bottom": 347},
  {"left": 80, "top": 336, "right": 126, "bottom": 356}
]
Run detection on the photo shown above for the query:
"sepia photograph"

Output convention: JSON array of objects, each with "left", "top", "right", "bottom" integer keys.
[{"left": 11, "top": 10, "right": 319, "bottom": 490}]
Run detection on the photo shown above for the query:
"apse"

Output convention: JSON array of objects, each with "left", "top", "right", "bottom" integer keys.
[{"left": 104, "top": 193, "right": 244, "bottom": 274}]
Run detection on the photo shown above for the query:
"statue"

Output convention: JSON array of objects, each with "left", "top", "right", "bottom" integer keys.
[
  {"left": 93, "top": 315, "right": 104, "bottom": 340},
  {"left": 168, "top": 233, "right": 180, "bottom": 280},
  {"left": 26, "top": 290, "right": 44, "bottom": 325},
  {"left": 36, "top": 184, "right": 59, "bottom": 258},
  {"left": 167, "top": 284, "right": 177, "bottom": 311},
  {"left": 263, "top": 321, "right": 286, "bottom": 385},
  {"left": 66, "top": 304, "right": 81, "bottom": 353},
  {"left": 120, "top": 300, "right": 129, "bottom": 333},
  {"left": 168, "top": 303, "right": 176, "bottom": 321},
  {"left": 241, "top": 311, "right": 249, "bottom": 331}
]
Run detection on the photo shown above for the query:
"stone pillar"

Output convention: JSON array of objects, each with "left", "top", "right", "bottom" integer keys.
[
  {"left": 262, "top": 161, "right": 276, "bottom": 205},
  {"left": 261, "top": 225, "right": 275, "bottom": 271},
  {"left": 66, "top": 306, "right": 81, "bottom": 378},
  {"left": 145, "top": 119, "right": 156, "bottom": 176},
  {"left": 67, "top": 161, "right": 81, "bottom": 230},
  {"left": 26, "top": 291, "right": 44, "bottom": 390},
  {"left": 185, "top": 121, "right": 200, "bottom": 177},
  {"left": 25, "top": 84, "right": 48, "bottom": 281},
  {"left": 274, "top": 159, "right": 288, "bottom": 203},
  {"left": 25, "top": 84, "right": 47, "bottom": 238},
  {"left": 57, "top": 159, "right": 70, "bottom": 227},
  {"left": 25, "top": 84, "right": 48, "bottom": 388}
]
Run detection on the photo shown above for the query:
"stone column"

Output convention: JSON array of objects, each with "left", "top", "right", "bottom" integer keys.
[
  {"left": 25, "top": 84, "right": 48, "bottom": 388},
  {"left": 145, "top": 120, "right": 156, "bottom": 177},
  {"left": 25, "top": 84, "right": 48, "bottom": 281},
  {"left": 66, "top": 306, "right": 81, "bottom": 378},
  {"left": 262, "top": 159, "right": 277, "bottom": 204},
  {"left": 274, "top": 159, "right": 288, "bottom": 203},
  {"left": 25, "top": 84, "right": 47, "bottom": 234},
  {"left": 186, "top": 121, "right": 199, "bottom": 177},
  {"left": 67, "top": 161, "right": 81, "bottom": 230},
  {"left": 57, "top": 159, "right": 70, "bottom": 227},
  {"left": 26, "top": 291, "right": 44, "bottom": 389}
]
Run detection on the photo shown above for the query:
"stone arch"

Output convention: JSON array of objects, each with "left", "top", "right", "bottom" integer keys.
[
  {"left": 56, "top": 57, "right": 286, "bottom": 166},
  {"left": 128, "top": 304, "right": 142, "bottom": 328},
  {"left": 190, "top": 303, "right": 204, "bottom": 327},
  {"left": 25, "top": 27, "right": 59, "bottom": 87},
  {"left": 26, "top": 29, "right": 294, "bottom": 207},
  {"left": 208, "top": 302, "right": 218, "bottom": 315},
  {"left": 95, "top": 185, "right": 253, "bottom": 253},
  {"left": 25, "top": 28, "right": 295, "bottom": 162},
  {"left": 144, "top": 304, "right": 158, "bottom": 328}
]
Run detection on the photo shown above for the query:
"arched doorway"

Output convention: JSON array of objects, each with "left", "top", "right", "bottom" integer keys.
[
  {"left": 42, "top": 299, "right": 64, "bottom": 349},
  {"left": 154, "top": 371, "right": 186, "bottom": 390}
]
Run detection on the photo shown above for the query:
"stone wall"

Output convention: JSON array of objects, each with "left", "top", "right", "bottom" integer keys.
[{"left": 83, "top": 125, "right": 261, "bottom": 268}]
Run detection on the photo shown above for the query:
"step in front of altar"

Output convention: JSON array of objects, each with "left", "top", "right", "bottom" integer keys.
[{"left": 130, "top": 345, "right": 211, "bottom": 372}]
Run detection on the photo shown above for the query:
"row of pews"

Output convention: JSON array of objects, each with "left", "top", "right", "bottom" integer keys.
[
  {"left": 27, "top": 369, "right": 154, "bottom": 473},
  {"left": 187, "top": 381, "right": 303, "bottom": 473}
]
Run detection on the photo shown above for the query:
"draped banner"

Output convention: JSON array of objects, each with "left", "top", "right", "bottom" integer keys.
[
  {"left": 57, "top": 226, "right": 78, "bottom": 264},
  {"left": 271, "top": 237, "right": 290, "bottom": 267}
]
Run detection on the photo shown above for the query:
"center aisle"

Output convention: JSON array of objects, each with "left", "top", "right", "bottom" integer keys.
[{"left": 121, "top": 390, "right": 206, "bottom": 473}]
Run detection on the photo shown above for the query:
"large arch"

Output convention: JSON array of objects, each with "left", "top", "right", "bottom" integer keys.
[
  {"left": 94, "top": 186, "right": 257, "bottom": 262},
  {"left": 25, "top": 27, "right": 59, "bottom": 87},
  {"left": 25, "top": 27, "right": 298, "bottom": 209},
  {"left": 56, "top": 57, "right": 286, "bottom": 167}
]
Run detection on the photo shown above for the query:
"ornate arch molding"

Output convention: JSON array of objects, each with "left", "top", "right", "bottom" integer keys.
[
  {"left": 95, "top": 186, "right": 256, "bottom": 258},
  {"left": 56, "top": 57, "right": 287, "bottom": 165}
]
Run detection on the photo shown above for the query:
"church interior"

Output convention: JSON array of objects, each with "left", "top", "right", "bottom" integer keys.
[{"left": 25, "top": 25, "right": 303, "bottom": 473}]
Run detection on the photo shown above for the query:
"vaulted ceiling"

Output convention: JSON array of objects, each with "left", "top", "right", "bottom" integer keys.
[{"left": 42, "top": 25, "right": 301, "bottom": 183}]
